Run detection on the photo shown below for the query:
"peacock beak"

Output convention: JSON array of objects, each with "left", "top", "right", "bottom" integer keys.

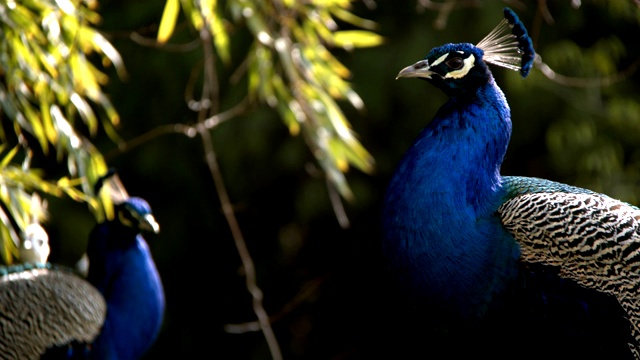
[
  {"left": 396, "top": 60, "right": 435, "bottom": 79},
  {"left": 141, "top": 214, "right": 160, "bottom": 234}
]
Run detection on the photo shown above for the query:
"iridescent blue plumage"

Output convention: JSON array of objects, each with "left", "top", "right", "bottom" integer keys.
[
  {"left": 85, "top": 196, "right": 164, "bottom": 360},
  {"left": 383, "top": 8, "right": 639, "bottom": 359},
  {"left": 43, "top": 197, "right": 163, "bottom": 360},
  {"left": 385, "top": 40, "right": 520, "bottom": 318},
  {"left": 0, "top": 172, "right": 166, "bottom": 360}
]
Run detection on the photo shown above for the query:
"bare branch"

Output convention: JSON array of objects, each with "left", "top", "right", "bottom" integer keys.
[
  {"left": 224, "top": 274, "right": 329, "bottom": 333},
  {"left": 535, "top": 54, "right": 640, "bottom": 88},
  {"left": 327, "top": 178, "right": 351, "bottom": 229},
  {"left": 197, "top": 27, "right": 283, "bottom": 360},
  {"left": 103, "top": 98, "right": 251, "bottom": 161},
  {"left": 129, "top": 32, "right": 202, "bottom": 52}
]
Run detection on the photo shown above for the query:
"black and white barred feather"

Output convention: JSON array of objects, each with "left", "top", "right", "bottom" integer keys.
[
  {"left": 498, "top": 176, "right": 640, "bottom": 358},
  {"left": 0, "top": 264, "right": 106, "bottom": 359}
]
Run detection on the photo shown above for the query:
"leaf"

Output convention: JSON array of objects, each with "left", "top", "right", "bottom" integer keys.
[
  {"left": 332, "top": 30, "right": 385, "bottom": 49},
  {"left": 90, "top": 31, "right": 127, "bottom": 79},
  {"left": 210, "top": 9, "right": 231, "bottom": 64},
  {"left": 180, "top": 0, "right": 203, "bottom": 29},
  {"left": 70, "top": 92, "right": 98, "bottom": 135},
  {"left": 272, "top": 75, "right": 302, "bottom": 135},
  {"left": 0, "top": 146, "right": 20, "bottom": 168},
  {"left": 329, "top": 7, "right": 378, "bottom": 30},
  {"left": 157, "top": 0, "right": 181, "bottom": 43},
  {"left": 250, "top": 45, "right": 277, "bottom": 106},
  {"left": 0, "top": 225, "right": 16, "bottom": 264}
]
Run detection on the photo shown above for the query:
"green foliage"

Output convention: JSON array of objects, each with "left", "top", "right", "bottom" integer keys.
[
  {"left": 0, "top": 144, "right": 96, "bottom": 264},
  {"left": 544, "top": 37, "right": 625, "bottom": 77},
  {"left": 0, "top": 0, "right": 383, "bottom": 264},
  {"left": 0, "top": 0, "right": 121, "bottom": 263},
  {"left": 537, "top": 3, "right": 640, "bottom": 203},
  {"left": 157, "top": 0, "right": 383, "bottom": 200}
]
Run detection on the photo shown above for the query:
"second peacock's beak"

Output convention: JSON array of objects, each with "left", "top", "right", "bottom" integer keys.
[
  {"left": 396, "top": 60, "right": 435, "bottom": 79},
  {"left": 141, "top": 214, "right": 160, "bottom": 234}
]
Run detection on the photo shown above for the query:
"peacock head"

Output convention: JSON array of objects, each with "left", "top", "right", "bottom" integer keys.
[
  {"left": 397, "top": 8, "right": 535, "bottom": 96},
  {"left": 397, "top": 43, "right": 490, "bottom": 96},
  {"left": 116, "top": 197, "right": 160, "bottom": 234}
]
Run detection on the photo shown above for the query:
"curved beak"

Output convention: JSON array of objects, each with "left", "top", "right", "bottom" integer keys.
[
  {"left": 396, "top": 60, "right": 435, "bottom": 79},
  {"left": 141, "top": 214, "right": 160, "bottom": 234}
]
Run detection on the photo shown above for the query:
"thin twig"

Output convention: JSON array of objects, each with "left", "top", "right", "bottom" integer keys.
[
  {"left": 197, "top": 27, "right": 283, "bottom": 360},
  {"left": 535, "top": 54, "right": 640, "bottom": 88},
  {"left": 326, "top": 178, "right": 350, "bottom": 229},
  {"left": 103, "top": 98, "right": 251, "bottom": 160},
  {"left": 302, "top": 162, "right": 352, "bottom": 228},
  {"left": 224, "top": 274, "right": 329, "bottom": 333},
  {"left": 415, "top": 0, "right": 482, "bottom": 11},
  {"left": 129, "top": 32, "right": 202, "bottom": 52}
]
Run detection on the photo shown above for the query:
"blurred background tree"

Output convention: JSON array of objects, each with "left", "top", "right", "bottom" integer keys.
[
  {"left": 1, "top": 0, "right": 639, "bottom": 359},
  {"left": 0, "top": 0, "right": 121, "bottom": 264}
]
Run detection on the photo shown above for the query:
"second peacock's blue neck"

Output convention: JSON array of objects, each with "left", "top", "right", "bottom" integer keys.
[
  {"left": 87, "top": 222, "right": 165, "bottom": 359},
  {"left": 382, "top": 77, "right": 520, "bottom": 319}
]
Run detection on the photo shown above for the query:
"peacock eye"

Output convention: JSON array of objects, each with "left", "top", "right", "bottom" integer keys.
[{"left": 446, "top": 57, "right": 464, "bottom": 69}]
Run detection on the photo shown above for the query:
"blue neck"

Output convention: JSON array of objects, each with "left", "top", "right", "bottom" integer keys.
[
  {"left": 87, "top": 223, "right": 165, "bottom": 359},
  {"left": 382, "top": 78, "right": 520, "bottom": 318}
]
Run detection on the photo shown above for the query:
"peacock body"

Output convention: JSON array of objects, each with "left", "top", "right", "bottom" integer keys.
[
  {"left": 85, "top": 196, "right": 164, "bottom": 360},
  {"left": 0, "top": 173, "right": 164, "bottom": 360},
  {"left": 382, "top": 8, "right": 640, "bottom": 359}
]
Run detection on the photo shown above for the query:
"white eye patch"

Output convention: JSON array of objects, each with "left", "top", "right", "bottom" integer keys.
[
  {"left": 429, "top": 53, "right": 449, "bottom": 67},
  {"left": 444, "top": 54, "right": 475, "bottom": 79}
]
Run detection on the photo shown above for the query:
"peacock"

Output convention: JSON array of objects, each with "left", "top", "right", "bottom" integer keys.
[
  {"left": 382, "top": 7, "right": 640, "bottom": 359},
  {"left": 0, "top": 171, "right": 164, "bottom": 359}
]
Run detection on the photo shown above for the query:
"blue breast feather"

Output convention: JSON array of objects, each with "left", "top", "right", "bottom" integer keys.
[{"left": 381, "top": 7, "right": 639, "bottom": 359}]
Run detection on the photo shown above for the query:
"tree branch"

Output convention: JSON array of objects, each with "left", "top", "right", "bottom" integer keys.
[
  {"left": 103, "top": 97, "right": 251, "bottom": 161},
  {"left": 197, "top": 27, "right": 283, "bottom": 360},
  {"left": 535, "top": 54, "right": 640, "bottom": 88}
]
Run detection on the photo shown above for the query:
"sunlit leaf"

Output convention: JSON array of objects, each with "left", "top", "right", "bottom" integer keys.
[
  {"left": 157, "top": 0, "right": 181, "bottom": 43},
  {"left": 210, "top": 8, "right": 231, "bottom": 64},
  {"left": 180, "top": 0, "right": 204, "bottom": 29},
  {"left": 0, "top": 146, "right": 20, "bottom": 168},
  {"left": 272, "top": 75, "right": 302, "bottom": 135},
  {"left": 332, "top": 30, "right": 385, "bottom": 49},
  {"left": 240, "top": 1, "right": 273, "bottom": 45},
  {"left": 251, "top": 45, "right": 277, "bottom": 106},
  {"left": 329, "top": 7, "right": 378, "bottom": 30},
  {"left": 70, "top": 92, "right": 98, "bottom": 135},
  {"left": 90, "top": 31, "right": 127, "bottom": 79}
]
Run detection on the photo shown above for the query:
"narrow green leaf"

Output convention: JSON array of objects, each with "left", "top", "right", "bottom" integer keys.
[
  {"left": 211, "top": 10, "right": 231, "bottom": 64},
  {"left": 90, "top": 30, "right": 127, "bottom": 79},
  {"left": 157, "top": 0, "right": 181, "bottom": 43},
  {"left": 333, "top": 30, "right": 385, "bottom": 49},
  {"left": 20, "top": 98, "right": 50, "bottom": 152},
  {"left": 70, "top": 92, "right": 98, "bottom": 135},
  {"left": 1, "top": 225, "right": 16, "bottom": 264},
  {"left": 329, "top": 7, "right": 378, "bottom": 30},
  {"left": 0, "top": 146, "right": 20, "bottom": 168},
  {"left": 180, "top": 0, "right": 204, "bottom": 29}
]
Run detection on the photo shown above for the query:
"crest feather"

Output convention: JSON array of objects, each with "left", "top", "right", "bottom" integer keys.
[{"left": 476, "top": 8, "right": 535, "bottom": 78}]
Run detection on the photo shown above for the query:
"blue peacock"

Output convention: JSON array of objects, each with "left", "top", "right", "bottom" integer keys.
[
  {"left": 383, "top": 7, "right": 640, "bottom": 359},
  {"left": 0, "top": 170, "right": 164, "bottom": 359}
]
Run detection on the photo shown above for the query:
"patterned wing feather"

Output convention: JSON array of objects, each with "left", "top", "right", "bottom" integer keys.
[
  {"left": 498, "top": 192, "right": 640, "bottom": 357},
  {"left": 0, "top": 267, "right": 107, "bottom": 359}
]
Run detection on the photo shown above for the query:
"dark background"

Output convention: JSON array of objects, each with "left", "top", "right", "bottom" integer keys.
[{"left": 37, "top": 1, "right": 640, "bottom": 359}]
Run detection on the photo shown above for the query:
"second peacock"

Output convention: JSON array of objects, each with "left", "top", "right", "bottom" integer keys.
[
  {"left": 383, "top": 7, "right": 640, "bottom": 359},
  {"left": 0, "top": 170, "right": 165, "bottom": 360}
]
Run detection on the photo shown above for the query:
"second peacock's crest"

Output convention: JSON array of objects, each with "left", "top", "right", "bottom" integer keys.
[
  {"left": 94, "top": 168, "right": 132, "bottom": 223},
  {"left": 475, "top": 8, "right": 536, "bottom": 78}
]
